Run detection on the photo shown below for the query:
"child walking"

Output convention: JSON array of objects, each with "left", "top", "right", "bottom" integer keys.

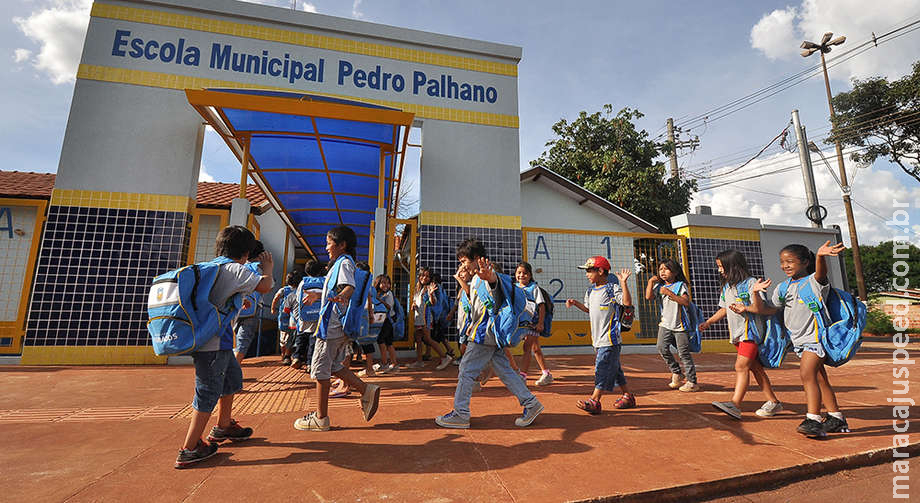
[
  {"left": 272, "top": 271, "right": 301, "bottom": 366},
  {"left": 293, "top": 225, "right": 381, "bottom": 432},
  {"left": 233, "top": 240, "right": 267, "bottom": 364},
  {"left": 702, "top": 249, "right": 781, "bottom": 420},
  {"left": 566, "top": 256, "right": 636, "bottom": 414},
  {"left": 372, "top": 274, "right": 400, "bottom": 373},
  {"left": 645, "top": 259, "right": 698, "bottom": 392},
  {"left": 750, "top": 241, "right": 849, "bottom": 437},
  {"left": 408, "top": 267, "right": 451, "bottom": 370},
  {"left": 290, "top": 260, "right": 326, "bottom": 370},
  {"left": 175, "top": 226, "right": 273, "bottom": 468},
  {"left": 516, "top": 261, "right": 553, "bottom": 386},
  {"left": 435, "top": 239, "right": 544, "bottom": 429}
]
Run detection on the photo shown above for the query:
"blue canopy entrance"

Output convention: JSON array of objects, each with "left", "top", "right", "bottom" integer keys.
[{"left": 186, "top": 88, "right": 414, "bottom": 263}]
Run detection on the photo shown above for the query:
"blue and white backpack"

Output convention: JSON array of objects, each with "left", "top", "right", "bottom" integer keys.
[
  {"left": 146, "top": 257, "right": 243, "bottom": 355},
  {"left": 469, "top": 273, "right": 532, "bottom": 348},
  {"left": 317, "top": 255, "right": 371, "bottom": 340},
  {"left": 276, "top": 285, "right": 293, "bottom": 331},
  {"left": 727, "top": 278, "right": 792, "bottom": 367},
  {"left": 662, "top": 281, "right": 704, "bottom": 353},
  {"left": 457, "top": 290, "right": 473, "bottom": 343},
  {"left": 391, "top": 296, "right": 407, "bottom": 341},
  {"left": 295, "top": 276, "right": 325, "bottom": 328},
  {"left": 790, "top": 275, "right": 865, "bottom": 367},
  {"left": 236, "top": 261, "right": 263, "bottom": 319},
  {"left": 521, "top": 282, "right": 554, "bottom": 338}
]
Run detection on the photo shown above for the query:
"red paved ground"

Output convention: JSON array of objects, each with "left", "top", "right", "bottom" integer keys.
[{"left": 1, "top": 340, "right": 917, "bottom": 502}]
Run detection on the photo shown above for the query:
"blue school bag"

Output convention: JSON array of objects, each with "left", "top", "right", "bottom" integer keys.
[
  {"left": 731, "top": 279, "right": 792, "bottom": 367},
  {"left": 663, "top": 281, "right": 704, "bottom": 353},
  {"left": 470, "top": 273, "right": 532, "bottom": 348},
  {"left": 457, "top": 290, "right": 473, "bottom": 342},
  {"left": 392, "top": 296, "right": 407, "bottom": 341},
  {"left": 276, "top": 285, "right": 293, "bottom": 330},
  {"left": 146, "top": 257, "right": 243, "bottom": 355},
  {"left": 521, "top": 282, "right": 554, "bottom": 338},
  {"left": 296, "top": 276, "right": 325, "bottom": 326},
  {"left": 363, "top": 286, "right": 390, "bottom": 344},
  {"left": 796, "top": 277, "right": 866, "bottom": 367},
  {"left": 317, "top": 255, "right": 371, "bottom": 340},
  {"left": 236, "top": 262, "right": 262, "bottom": 318}
]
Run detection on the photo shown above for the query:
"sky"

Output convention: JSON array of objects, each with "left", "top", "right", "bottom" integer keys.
[{"left": 5, "top": 0, "right": 920, "bottom": 246}]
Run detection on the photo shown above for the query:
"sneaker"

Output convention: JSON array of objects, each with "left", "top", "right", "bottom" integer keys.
[
  {"left": 361, "top": 383, "right": 381, "bottom": 421},
  {"left": 386, "top": 363, "right": 400, "bottom": 373},
  {"left": 372, "top": 363, "right": 382, "bottom": 371},
  {"left": 407, "top": 360, "right": 425, "bottom": 369},
  {"left": 435, "top": 411, "right": 470, "bottom": 429},
  {"left": 712, "top": 401, "right": 742, "bottom": 420},
  {"left": 678, "top": 381, "right": 700, "bottom": 392},
  {"left": 535, "top": 372, "right": 554, "bottom": 386},
  {"left": 755, "top": 401, "right": 783, "bottom": 417},
  {"left": 822, "top": 415, "right": 850, "bottom": 434},
  {"left": 290, "top": 358, "right": 303, "bottom": 370},
  {"left": 613, "top": 393, "right": 636, "bottom": 409},
  {"left": 281, "top": 356, "right": 292, "bottom": 366},
  {"left": 206, "top": 418, "right": 253, "bottom": 443},
  {"left": 175, "top": 439, "right": 218, "bottom": 469},
  {"left": 577, "top": 398, "right": 602, "bottom": 414},
  {"left": 435, "top": 356, "right": 453, "bottom": 370},
  {"left": 668, "top": 373, "right": 684, "bottom": 389},
  {"left": 797, "top": 418, "right": 826, "bottom": 438},
  {"left": 515, "top": 401, "right": 544, "bottom": 427},
  {"left": 357, "top": 369, "right": 375, "bottom": 377},
  {"left": 294, "top": 412, "right": 330, "bottom": 431}
]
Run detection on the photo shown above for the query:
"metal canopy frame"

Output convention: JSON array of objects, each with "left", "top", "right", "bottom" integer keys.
[{"left": 186, "top": 88, "right": 414, "bottom": 261}]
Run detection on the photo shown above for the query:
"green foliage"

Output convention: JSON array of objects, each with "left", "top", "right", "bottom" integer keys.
[
  {"left": 830, "top": 60, "right": 920, "bottom": 183},
  {"left": 531, "top": 105, "right": 697, "bottom": 232},
  {"left": 865, "top": 308, "right": 894, "bottom": 335},
  {"left": 842, "top": 240, "right": 920, "bottom": 294}
]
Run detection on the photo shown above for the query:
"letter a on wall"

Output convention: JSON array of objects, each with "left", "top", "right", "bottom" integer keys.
[
  {"left": 0, "top": 208, "right": 12, "bottom": 239},
  {"left": 533, "top": 235, "right": 550, "bottom": 260}
]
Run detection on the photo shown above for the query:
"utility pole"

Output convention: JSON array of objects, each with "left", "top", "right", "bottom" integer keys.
[
  {"left": 791, "top": 110, "right": 823, "bottom": 228},
  {"left": 666, "top": 118, "right": 700, "bottom": 179},
  {"left": 801, "top": 32, "right": 868, "bottom": 300}
]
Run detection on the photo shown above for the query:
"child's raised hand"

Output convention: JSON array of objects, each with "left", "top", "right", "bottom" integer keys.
[
  {"left": 728, "top": 302, "right": 746, "bottom": 314},
  {"left": 750, "top": 277, "right": 772, "bottom": 293},
  {"left": 615, "top": 268, "right": 631, "bottom": 282},
  {"left": 817, "top": 240, "right": 846, "bottom": 257},
  {"left": 565, "top": 298, "right": 577, "bottom": 309},
  {"left": 477, "top": 257, "right": 497, "bottom": 283}
]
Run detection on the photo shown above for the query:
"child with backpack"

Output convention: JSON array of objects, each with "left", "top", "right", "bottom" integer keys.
[
  {"left": 290, "top": 260, "right": 326, "bottom": 370},
  {"left": 748, "top": 242, "right": 851, "bottom": 438},
  {"left": 272, "top": 271, "right": 302, "bottom": 366},
  {"left": 702, "top": 249, "right": 782, "bottom": 420},
  {"left": 371, "top": 274, "right": 400, "bottom": 373},
  {"left": 516, "top": 261, "right": 554, "bottom": 386},
  {"left": 435, "top": 238, "right": 544, "bottom": 429},
  {"left": 233, "top": 240, "right": 267, "bottom": 364},
  {"left": 428, "top": 272, "right": 458, "bottom": 362},
  {"left": 175, "top": 225, "right": 274, "bottom": 468},
  {"left": 645, "top": 259, "right": 698, "bottom": 392},
  {"left": 449, "top": 264, "right": 475, "bottom": 362},
  {"left": 408, "top": 267, "right": 452, "bottom": 370},
  {"left": 566, "top": 256, "right": 637, "bottom": 414},
  {"left": 293, "top": 225, "right": 381, "bottom": 432}
]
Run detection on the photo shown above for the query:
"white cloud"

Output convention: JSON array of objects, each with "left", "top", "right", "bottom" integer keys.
[
  {"left": 692, "top": 150, "right": 920, "bottom": 245},
  {"left": 198, "top": 164, "right": 216, "bottom": 183},
  {"left": 301, "top": 3, "right": 317, "bottom": 13},
  {"left": 13, "top": 0, "right": 91, "bottom": 85},
  {"left": 750, "top": 7, "right": 798, "bottom": 61},
  {"left": 750, "top": 0, "right": 920, "bottom": 81},
  {"left": 352, "top": 0, "right": 364, "bottom": 19},
  {"left": 14, "top": 48, "right": 32, "bottom": 63}
]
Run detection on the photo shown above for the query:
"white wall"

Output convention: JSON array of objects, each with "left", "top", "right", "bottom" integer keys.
[
  {"left": 520, "top": 179, "right": 639, "bottom": 232},
  {"left": 760, "top": 225, "right": 847, "bottom": 290}
]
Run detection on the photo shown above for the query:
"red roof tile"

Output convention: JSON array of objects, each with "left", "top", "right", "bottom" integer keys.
[{"left": 0, "top": 171, "right": 266, "bottom": 208}]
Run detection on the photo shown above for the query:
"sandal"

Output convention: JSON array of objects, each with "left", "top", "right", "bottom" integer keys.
[{"left": 576, "top": 398, "right": 602, "bottom": 415}]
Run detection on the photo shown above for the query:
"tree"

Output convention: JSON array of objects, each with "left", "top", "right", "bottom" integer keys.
[
  {"left": 830, "top": 60, "right": 920, "bottom": 183},
  {"left": 531, "top": 105, "right": 696, "bottom": 232},
  {"left": 841, "top": 240, "right": 920, "bottom": 295}
]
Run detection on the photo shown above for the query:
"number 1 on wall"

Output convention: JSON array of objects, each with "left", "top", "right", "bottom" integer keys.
[{"left": 600, "top": 236, "right": 611, "bottom": 259}]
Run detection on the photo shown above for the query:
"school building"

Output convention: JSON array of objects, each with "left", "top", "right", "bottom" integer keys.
[{"left": 0, "top": 0, "right": 847, "bottom": 365}]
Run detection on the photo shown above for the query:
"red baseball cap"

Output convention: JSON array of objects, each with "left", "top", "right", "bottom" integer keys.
[{"left": 577, "top": 256, "right": 610, "bottom": 272}]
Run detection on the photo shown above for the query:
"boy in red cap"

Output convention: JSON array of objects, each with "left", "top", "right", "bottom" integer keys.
[{"left": 566, "top": 256, "right": 637, "bottom": 414}]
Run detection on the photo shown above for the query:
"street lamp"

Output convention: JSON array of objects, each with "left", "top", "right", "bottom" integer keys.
[{"left": 800, "top": 32, "right": 868, "bottom": 301}]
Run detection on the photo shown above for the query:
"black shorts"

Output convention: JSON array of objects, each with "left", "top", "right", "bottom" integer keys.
[
  {"left": 377, "top": 319, "right": 395, "bottom": 346},
  {"left": 430, "top": 319, "right": 447, "bottom": 343}
]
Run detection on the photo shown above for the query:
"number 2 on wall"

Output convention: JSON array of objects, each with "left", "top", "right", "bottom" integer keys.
[
  {"left": 548, "top": 278, "right": 565, "bottom": 303},
  {"left": 600, "top": 236, "right": 611, "bottom": 259}
]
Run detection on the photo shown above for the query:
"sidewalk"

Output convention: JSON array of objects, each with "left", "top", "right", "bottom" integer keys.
[{"left": 1, "top": 340, "right": 916, "bottom": 502}]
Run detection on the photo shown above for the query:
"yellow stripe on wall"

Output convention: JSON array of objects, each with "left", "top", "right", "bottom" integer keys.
[
  {"left": 419, "top": 211, "right": 521, "bottom": 229},
  {"left": 675, "top": 226, "right": 760, "bottom": 241},
  {"left": 91, "top": 2, "right": 518, "bottom": 77},
  {"left": 51, "top": 188, "right": 194, "bottom": 213},
  {"left": 20, "top": 346, "right": 167, "bottom": 365},
  {"left": 77, "top": 65, "right": 519, "bottom": 129}
]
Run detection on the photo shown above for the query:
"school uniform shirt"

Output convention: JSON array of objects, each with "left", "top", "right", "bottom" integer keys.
[
  {"left": 412, "top": 289, "right": 428, "bottom": 327},
  {"left": 655, "top": 282, "right": 687, "bottom": 331},
  {"left": 200, "top": 261, "right": 263, "bottom": 351},
  {"left": 719, "top": 278, "right": 767, "bottom": 344},
  {"left": 771, "top": 274, "right": 831, "bottom": 347},
  {"left": 585, "top": 282, "right": 624, "bottom": 348},
  {"left": 377, "top": 290, "right": 396, "bottom": 318},
  {"left": 456, "top": 291, "right": 471, "bottom": 331},
  {"left": 281, "top": 290, "right": 299, "bottom": 331},
  {"left": 464, "top": 275, "right": 503, "bottom": 346},
  {"left": 321, "top": 258, "right": 355, "bottom": 339}
]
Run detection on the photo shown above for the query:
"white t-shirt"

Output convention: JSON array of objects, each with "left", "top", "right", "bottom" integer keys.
[
  {"left": 771, "top": 274, "right": 831, "bottom": 347},
  {"left": 321, "top": 257, "right": 356, "bottom": 339},
  {"left": 655, "top": 282, "right": 688, "bottom": 331},
  {"left": 584, "top": 282, "right": 624, "bottom": 348},
  {"left": 719, "top": 278, "right": 767, "bottom": 344}
]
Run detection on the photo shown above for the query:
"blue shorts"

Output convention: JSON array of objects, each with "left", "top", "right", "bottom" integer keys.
[
  {"left": 192, "top": 350, "right": 243, "bottom": 413},
  {"left": 594, "top": 345, "right": 627, "bottom": 392},
  {"left": 234, "top": 316, "right": 260, "bottom": 355}
]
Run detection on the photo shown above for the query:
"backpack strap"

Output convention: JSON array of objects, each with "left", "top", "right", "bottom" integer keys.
[
  {"left": 776, "top": 278, "right": 793, "bottom": 306},
  {"left": 735, "top": 278, "right": 753, "bottom": 305},
  {"left": 796, "top": 278, "right": 826, "bottom": 320}
]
